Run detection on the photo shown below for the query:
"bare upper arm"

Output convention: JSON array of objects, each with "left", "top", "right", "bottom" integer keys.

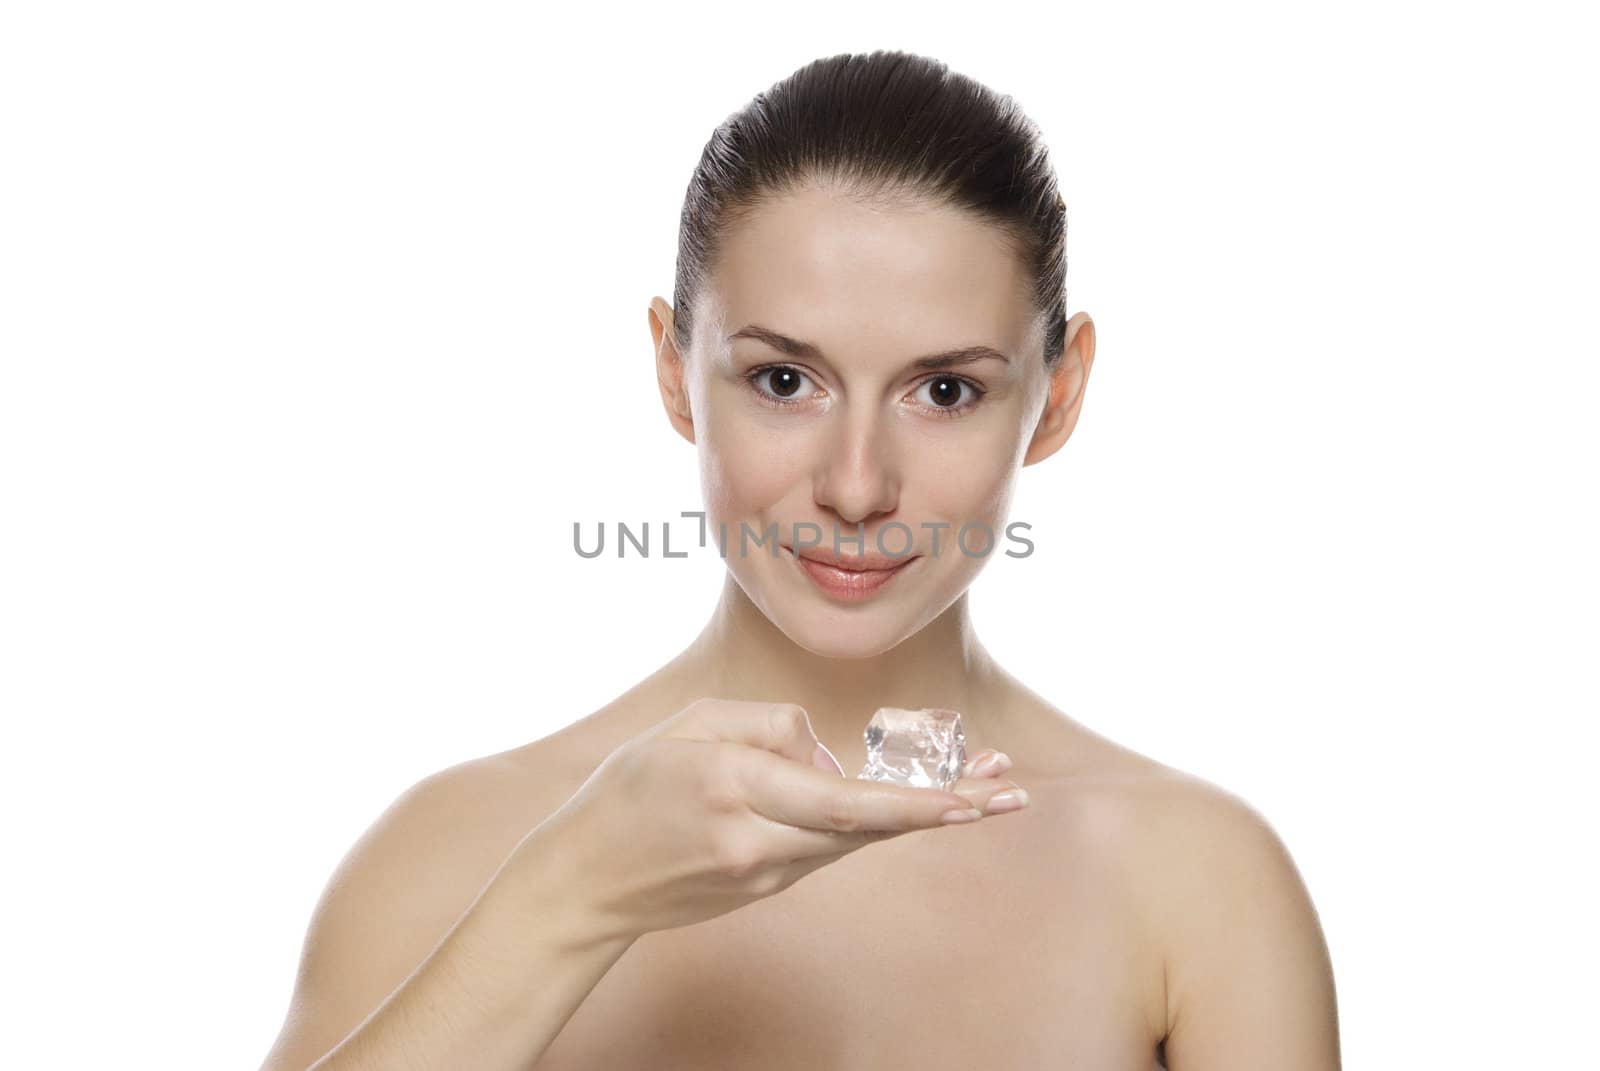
[
  {"left": 256, "top": 751, "right": 558, "bottom": 1071},
  {"left": 1147, "top": 775, "right": 1341, "bottom": 1071}
]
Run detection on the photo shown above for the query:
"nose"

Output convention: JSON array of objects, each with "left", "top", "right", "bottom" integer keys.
[{"left": 812, "top": 408, "right": 901, "bottom": 523}]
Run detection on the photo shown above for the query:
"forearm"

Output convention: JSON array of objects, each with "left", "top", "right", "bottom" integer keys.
[{"left": 309, "top": 823, "right": 638, "bottom": 1071}]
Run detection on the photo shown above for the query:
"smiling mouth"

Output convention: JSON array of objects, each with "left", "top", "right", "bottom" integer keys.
[{"left": 781, "top": 545, "right": 919, "bottom": 602}]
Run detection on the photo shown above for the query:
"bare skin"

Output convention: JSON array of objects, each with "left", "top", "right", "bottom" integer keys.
[
  {"left": 258, "top": 644, "right": 1336, "bottom": 1070},
  {"left": 513, "top": 621, "right": 1180, "bottom": 1070},
  {"left": 258, "top": 182, "right": 1339, "bottom": 1070}
]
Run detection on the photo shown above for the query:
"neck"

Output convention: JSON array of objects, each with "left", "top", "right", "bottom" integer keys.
[{"left": 666, "top": 571, "right": 1006, "bottom": 773}]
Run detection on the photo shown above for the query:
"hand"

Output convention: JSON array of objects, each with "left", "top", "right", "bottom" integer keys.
[
  {"left": 949, "top": 747, "right": 1029, "bottom": 815},
  {"left": 527, "top": 699, "right": 1027, "bottom": 942}
]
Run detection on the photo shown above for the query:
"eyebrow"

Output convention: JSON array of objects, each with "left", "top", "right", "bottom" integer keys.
[{"left": 726, "top": 324, "right": 1011, "bottom": 372}]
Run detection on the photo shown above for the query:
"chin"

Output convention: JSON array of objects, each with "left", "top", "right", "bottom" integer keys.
[
  {"left": 778, "top": 612, "right": 918, "bottom": 660},
  {"left": 731, "top": 553, "right": 976, "bottom": 659}
]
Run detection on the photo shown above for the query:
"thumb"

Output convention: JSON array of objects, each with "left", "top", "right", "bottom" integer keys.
[{"left": 811, "top": 741, "right": 845, "bottom": 777}]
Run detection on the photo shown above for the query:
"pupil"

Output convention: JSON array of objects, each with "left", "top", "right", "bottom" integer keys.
[
  {"left": 769, "top": 369, "right": 800, "bottom": 397},
  {"left": 930, "top": 377, "right": 960, "bottom": 406}
]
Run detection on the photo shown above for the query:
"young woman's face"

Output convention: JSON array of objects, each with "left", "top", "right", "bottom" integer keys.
[{"left": 677, "top": 184, "right": 1062, "bottom": 658}]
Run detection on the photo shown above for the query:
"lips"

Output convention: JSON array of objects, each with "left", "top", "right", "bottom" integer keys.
[
  {"left": 782, "top": 544, "right": 919, "bottom": 602},
  {"left": 789, "top": 547, "right": 916, "bottom": 572}
]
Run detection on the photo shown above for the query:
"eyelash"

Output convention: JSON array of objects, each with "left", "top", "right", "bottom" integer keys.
[{"left": 742, "top": 363, "right": 988, "bottom": 419}]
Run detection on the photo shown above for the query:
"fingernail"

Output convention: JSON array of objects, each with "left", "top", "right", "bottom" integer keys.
[
  {"left": 968, "top": 751, "right": 1011, "bottom": 778},
  {"left": 940, "top": 807, "right": 984, "bottom": 824},
  {"left": 812, "top": 742, "right": 844, "bottom": 776},
  {"left": 985, "top": 788, "right": 1029, "bottom": 814}
]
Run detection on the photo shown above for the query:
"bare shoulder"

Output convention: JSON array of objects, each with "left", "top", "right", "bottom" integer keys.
[
  {"left": 993, "top": 684, "right": 1338, "bottom": 1066},
  {"left": 995, "top": 689, "right": 1321, "bottom": 919},
  {"left": 257, "top": 738, "right": 583, "bottom": 1071},
  {"left": 1098, "top": 759, "right": 1340, "bottom": 1068}
]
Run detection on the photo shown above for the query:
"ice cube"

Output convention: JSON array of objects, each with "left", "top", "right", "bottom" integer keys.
[{"left": 855, "top": 707, "right": 968, "bottom": 791}]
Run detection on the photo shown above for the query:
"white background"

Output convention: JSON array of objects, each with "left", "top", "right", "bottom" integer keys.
[{"left": 2, "top": 2, "right": 1595, "bottom": 1067}]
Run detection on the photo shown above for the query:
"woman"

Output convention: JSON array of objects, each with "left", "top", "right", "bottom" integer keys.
[{"left": 258, "top": 49, "right": 1340, "bottom": 1071}]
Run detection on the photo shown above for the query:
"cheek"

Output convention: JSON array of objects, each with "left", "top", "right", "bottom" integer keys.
[
  {"left": 909, "top": 425, "right": 1019, "bottom": 526},
  {"left": 697, "top": 409, "right": 812, "bottom": 518}
]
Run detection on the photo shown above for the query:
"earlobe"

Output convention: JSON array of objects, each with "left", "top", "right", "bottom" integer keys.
[
  {"left": 1022, "top": 313, "right": 1095, "bottom": 467},
  {"left": 1021, "top": 377, "right": 1069, "bottom": 467},
  {"left": 649, "top": 298, "right": 696, "bottom": 445}
]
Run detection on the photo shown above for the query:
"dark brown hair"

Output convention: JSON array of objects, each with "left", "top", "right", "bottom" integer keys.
[{"left": 671, "top": 49, "right": 1068, "bottom": 367}]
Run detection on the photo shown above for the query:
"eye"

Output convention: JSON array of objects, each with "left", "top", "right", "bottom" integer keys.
[
  {"left": 909, "top": 374, "right": 986, "bottom": 418},
  {"left": 744, "top": 364, "right": 823, "bottom": 407}
]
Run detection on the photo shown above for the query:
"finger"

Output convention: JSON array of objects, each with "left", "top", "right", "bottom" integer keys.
[
  {"left": 961, "top": 749, "right": 1013, "bottom": 779},
  {"left": 964, "top": 748, "right": 998, "bottom": 773},
  {"left": 736, "top": 747, "right": 974, "bottom": 837},
  {"left": 661, "top": 698, "right": 825, "bottom": 770},
  {"left": 747, "top": 809, "right": 903, "bottom": 868},
  {"left": 945, "top": 777, "right": 1028, "bottom": 815}
]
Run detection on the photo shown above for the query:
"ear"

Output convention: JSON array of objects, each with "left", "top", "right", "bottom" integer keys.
[
  {"left": 649, "top": 297, "right": 695, "bottom": 445},
  {"left": 1023, "top": 312, "right": 1095, "bottom": 467}
]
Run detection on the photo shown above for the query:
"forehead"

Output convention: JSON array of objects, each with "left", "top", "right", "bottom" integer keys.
[{"left": 702, "top": 184, "right": 1039, "bottom": 363}]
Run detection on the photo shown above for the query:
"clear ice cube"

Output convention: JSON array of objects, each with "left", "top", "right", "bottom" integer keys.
[{"left": 855, "top": 707, "right": 968, "bottom": 791}]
